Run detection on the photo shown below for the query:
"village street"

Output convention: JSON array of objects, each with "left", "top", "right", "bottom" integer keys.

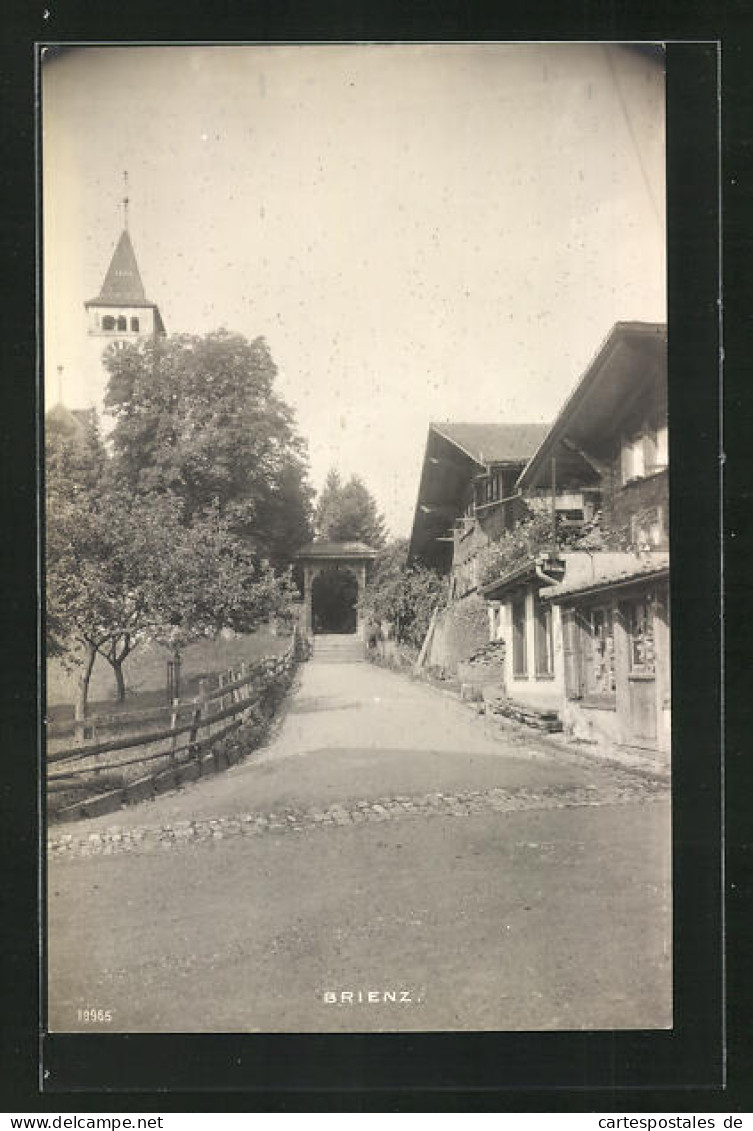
[{"left": 47, "top": 657, "right": 672, "bottom": 1034}]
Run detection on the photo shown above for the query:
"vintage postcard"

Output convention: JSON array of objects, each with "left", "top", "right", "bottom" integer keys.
[{"left": 43, "top": 43, "right": 674, "bottom": 1044}]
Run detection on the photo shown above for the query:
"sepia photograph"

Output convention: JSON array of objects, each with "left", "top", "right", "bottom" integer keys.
[{"left": 43, "top": 42, "right": 671, "bottom": 1036}]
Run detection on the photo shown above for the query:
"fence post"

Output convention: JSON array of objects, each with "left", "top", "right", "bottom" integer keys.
[
  {"left": 167, "top": 656, "right": 182, "bottom": 703},
  {"left": 198, "top": 678, "right": 209, "bottom": 741},
  {"left": 170, "top": 697, "right": 180, "bottom": 760},
  {"left": 189, "top": 699, "right": 203, "bottom": 763}
]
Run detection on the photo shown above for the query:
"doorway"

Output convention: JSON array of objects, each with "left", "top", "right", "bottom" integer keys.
[
  {"left": 311, "top": 567, "right": 359, "bottom": 634},
  {"left": 619, "top": 595, "right": 657, "bottom": 747}
]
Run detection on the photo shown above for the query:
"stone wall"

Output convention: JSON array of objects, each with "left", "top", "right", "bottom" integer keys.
[{"left": 427, "top": 593, "right": 490, "bottom": 676}]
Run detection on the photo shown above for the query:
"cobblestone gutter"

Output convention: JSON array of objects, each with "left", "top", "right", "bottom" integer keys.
[{"left": 48, "top": 780, "right": 668, "bottom": 861}]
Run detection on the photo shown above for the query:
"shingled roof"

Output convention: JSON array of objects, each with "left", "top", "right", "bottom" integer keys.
[
  {"left": 407, "top": 420, "right": 550, "bottom": 569},
  {"left": 86, "top": 229, "right": 154, "bottom": 308},
  {"left": 541, "top": 550, "right": 670, "bottom": 602},
  {"left": 430, "top": 421, "right": 550, "bottom": 466},
  {"left": 295, "top": 541, "right": 378, "bottom": 560}
]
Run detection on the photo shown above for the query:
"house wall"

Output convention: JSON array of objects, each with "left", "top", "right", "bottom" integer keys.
[
  {"left": 490, "top": 589, "right": 565, "bottom": 714},
  {"left": 450, "top": 473, "right": 524, "bottom": 597},
  {"left": 609, "top": 469, "right": 669, "bottom": 547},
  {"left": 598, "top": 385, "right": 669, "bottom": 546},
  {"left": 559, "top": 578, "right": 670, "bottom": 761}
]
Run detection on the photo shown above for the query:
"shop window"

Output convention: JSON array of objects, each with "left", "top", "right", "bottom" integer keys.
[
  {"left": 624, "top": 598, "right": 656, "bottom": 675},
  {"left": 580, "top": 606, "right": 616, "bottom": 700},
  {"left": 512, "top": 596, "right": 527, "bottom": 677},
  {"left": 102, "top": 315, "right": 116, "bottom": 331},
  {"left": 534, "top": 595, "right": 554, "bottom": 677},
  {"left": 130, "top": 316, "right": 140, "bottom": 332}
]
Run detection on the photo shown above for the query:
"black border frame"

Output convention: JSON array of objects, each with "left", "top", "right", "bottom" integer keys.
[{"left": 2, "top": 0, "right": 738, "bottom": 1110}]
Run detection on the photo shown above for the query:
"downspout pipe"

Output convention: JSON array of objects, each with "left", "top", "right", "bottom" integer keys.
[{"left": 535, "top": 562, "right": 555, "bottom": 586}]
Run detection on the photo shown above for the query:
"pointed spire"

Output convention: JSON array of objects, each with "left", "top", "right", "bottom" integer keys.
[
  {"left": 96, "top": 230, "right": 148, "bottom": 303},
  {"left": 90, "top": 173, "right": 150, "bottom": 303}
]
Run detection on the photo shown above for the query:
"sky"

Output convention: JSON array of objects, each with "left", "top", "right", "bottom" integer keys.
[{"left": 42, "top": 43, "right": 665, "bottom": 538}]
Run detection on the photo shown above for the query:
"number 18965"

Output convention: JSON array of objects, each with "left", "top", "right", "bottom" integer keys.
[{"left": 77, "top": 1007, "right": 112, "bottom": 1023}]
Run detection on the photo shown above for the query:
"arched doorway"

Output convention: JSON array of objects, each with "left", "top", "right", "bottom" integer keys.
[
  {"left": 311, "top": 567, "right": 359, "bottom": 634},
  {"left": 295, "top": 541, "right": 378, "bottom": 640}
]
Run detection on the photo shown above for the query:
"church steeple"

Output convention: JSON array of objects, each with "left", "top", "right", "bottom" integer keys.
[
  {"left": 85, "top": 178, "right": 165, "bottom": 336},
  {"left": 95, "top": 229, "right": 149, "bottom": 305},
  {"left": 82, "top": 178, "right": 166, "bottom": 422}
]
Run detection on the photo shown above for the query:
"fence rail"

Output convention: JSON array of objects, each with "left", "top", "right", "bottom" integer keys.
[
  {"left": 47, "top": 700, "right": 197, "bottom": 740},
  {"left": 46, "top": 635, "right": 298, "bottom": 782}
]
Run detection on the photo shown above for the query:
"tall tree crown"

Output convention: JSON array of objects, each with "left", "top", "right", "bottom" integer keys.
[
  {"left": 103, "top": 329, "right": 314, "bottom": 565},
  {"left": 314, "top": 469, "right": 387, "bottom": 548}
]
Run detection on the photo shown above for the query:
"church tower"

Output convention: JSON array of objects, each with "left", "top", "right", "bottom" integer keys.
[{"left": 83, "top": 175, "right": 166, "bottom": 412}]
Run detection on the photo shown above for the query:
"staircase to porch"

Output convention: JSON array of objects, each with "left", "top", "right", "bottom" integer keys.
[{"left": 311, "top": 633, "right": 365, "bottom": 664}]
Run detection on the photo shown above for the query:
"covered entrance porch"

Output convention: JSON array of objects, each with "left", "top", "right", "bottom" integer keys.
[{"left": 295, "top": 541, "right": 378, "bottom": 640}]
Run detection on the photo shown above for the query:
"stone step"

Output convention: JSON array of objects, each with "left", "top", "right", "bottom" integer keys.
[{"left": 311, "top": 635, "right": 365, "bottom": 664}]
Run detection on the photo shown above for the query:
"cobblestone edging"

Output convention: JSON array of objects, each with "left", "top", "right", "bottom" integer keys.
[{"left": 48, "top": 780, "right": 668, "bottom": 860}]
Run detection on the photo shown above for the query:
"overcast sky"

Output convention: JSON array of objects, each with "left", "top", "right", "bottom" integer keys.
[{"left": 43, "top": 44, "right": 665, "bottom": 537}]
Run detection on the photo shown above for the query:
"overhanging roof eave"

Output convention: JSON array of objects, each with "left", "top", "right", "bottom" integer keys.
[{"left": 517, "top": 322, "right": 667, "bottom": 491}]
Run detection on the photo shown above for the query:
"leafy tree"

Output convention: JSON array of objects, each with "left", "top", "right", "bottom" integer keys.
[
  {"left": 104, "top": 329, "right": 314, "bottom": 565},
  {"left": 45, "top": 407, "right": 109, "bottom": 660},
  {"left": 151, "top": 500, "right": 299, "bottom": 663},
  {"left": 359, "top": 538, "right": 444, "bottom": 649},
  {"left": 315, "top": 469, "right": 387, "bottom": 548},
  {"left": 46, "top": 484, "right": 186, "bottom": 715},
  {"left": 46, "top": 408, "right": 298, "bottom": 715},
  {"left": 45, "top": 405, "right": 107, "bottom": 504}
]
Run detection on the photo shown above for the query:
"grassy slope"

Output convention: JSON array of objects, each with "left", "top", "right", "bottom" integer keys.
[{"left": 46, "top": 630, "right": 292, "bottom": 723}]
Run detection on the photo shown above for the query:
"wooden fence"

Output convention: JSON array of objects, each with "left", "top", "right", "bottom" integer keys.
[{"left": 46, "top": 634, "right": 298, "bottom": 791}]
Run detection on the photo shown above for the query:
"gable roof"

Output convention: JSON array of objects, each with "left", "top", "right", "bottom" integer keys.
[
  {"left": 87, "top": 229, "right": 151, "bottom": 306},
  {"left": 517, "top": 322, "right": 667, "bottom": 490},
  {"left": 431, "top": 421, "right": 550, "bottom": 466},
  {"left": 407, "top": 421, "right": 550, "bottom": 568},
  {"left": 295, "top": 540, "right": 379, "bottom": 560},
  {"left": 45, "top": 403, "right": 96, "bottom": 439}
]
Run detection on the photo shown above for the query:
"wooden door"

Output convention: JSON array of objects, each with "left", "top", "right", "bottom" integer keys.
[{"left": 619, "top": 596, "right": 657, "bottom": 747}]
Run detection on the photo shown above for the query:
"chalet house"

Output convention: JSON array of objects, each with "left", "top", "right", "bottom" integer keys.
[
  {"left": 408, "top": 421, "right": 550, "bottom": 584},
  {"left": 482, "top": 321, "right": 670, "bottom": 759},
  {"left": 407, "top": 422, "right": 550, "bottom": 672}
]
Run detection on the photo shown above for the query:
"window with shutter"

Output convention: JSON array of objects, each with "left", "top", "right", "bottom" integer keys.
[
  {"left": 562, "top": 607, "right": 582, "bottom": 698},
  {"left": 534, "top": 595, "right": 554, "bottom": 677},
  {"left": 512, "top": 596, "right": 527, "bottom": 677}
]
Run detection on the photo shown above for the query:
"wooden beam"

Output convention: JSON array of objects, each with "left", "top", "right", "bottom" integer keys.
[
  {"left": 561, "top": 437, "right": 610, "bottom": 477},
  {"left": 419, "top": 503, "right": 457, "bottom": 516}
]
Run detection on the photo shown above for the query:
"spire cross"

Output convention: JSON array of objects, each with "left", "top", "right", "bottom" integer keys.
[{"left": 122, "top": 170, "right": 129, "bottom": 230}]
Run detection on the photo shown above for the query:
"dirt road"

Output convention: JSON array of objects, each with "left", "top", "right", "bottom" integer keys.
[{"left": 48, "top": 660, "right": 672, "bottom": 1032}]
